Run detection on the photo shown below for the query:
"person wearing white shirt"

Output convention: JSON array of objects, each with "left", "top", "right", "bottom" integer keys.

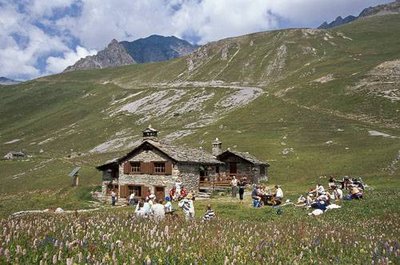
[
  {"left": 175, "top": 179, "right": 182, "bottom": 200},
  {"left": 274, "top": 185, "right": 284, "bottom": 203},
  {"left": 128, "top": 192, "right": 135, "bottom": 205},
  {"left": 231, "top": 176, "right": 238, "bottom": 198},
  {"left": 151, "top": 200, "right": 166, "bottom": 221}
]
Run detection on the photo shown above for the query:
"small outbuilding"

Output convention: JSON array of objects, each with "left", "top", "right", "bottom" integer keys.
[{"left": 3, "top": 151, "right": 27, "bottom": 160}]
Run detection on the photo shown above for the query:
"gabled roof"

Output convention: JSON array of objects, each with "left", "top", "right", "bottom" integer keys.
[
  {"left": 96, "top": 140, "right": 222, "bottom": 170},
  {"left": 217, "top": 150, "right": 269, "bottom": 166}
]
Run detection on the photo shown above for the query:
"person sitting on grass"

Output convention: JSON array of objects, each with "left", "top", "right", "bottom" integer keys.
[
  {"left": 135, "top": 200, "right": 146, "bottom": 218},
  {"left": 142, "top": 198, "right": 152, "bottom": 216},
  {"left": 350, "top": 185, "right": 363, "bottom": 199},
  {"left": 151, "top": 199, "right": 166, "bottom": 221},
  {"left": 310, "top": 183, "right": 325, "bottom": 196},
  {"left": 273, "top": 185, "right": 284, "bottom": 205},
  {"left": 202, "top": 204, "right": 216, "bottom": 221},
  {"left": 332, "top": 186, "right": 343, "bottom": 200},
  {"left": 328, "top": 176, "right": 337, "bottom": 189}
]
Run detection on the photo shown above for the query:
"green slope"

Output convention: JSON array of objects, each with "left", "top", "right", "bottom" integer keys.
[{"left": 0, "top": 14, "right": 399, "bottom": 215}]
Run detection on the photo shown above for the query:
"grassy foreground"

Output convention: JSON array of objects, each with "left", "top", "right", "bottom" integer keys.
[{"left": 1, "top": 178, "right": 399, "bottom": 264}]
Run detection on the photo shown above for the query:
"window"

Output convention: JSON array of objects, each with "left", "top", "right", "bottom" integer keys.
[
  {"left": 154, "top": 162, "right": 166, "bottom": 173},
  {"left": 130, "top": 162, "right": 141, "bottom": 173},
  {"left": 129, "top": 185, "right": 142, "bottom": 197},
  {"left": 260, "top": 165, "right": 266, "bottom": 175}
]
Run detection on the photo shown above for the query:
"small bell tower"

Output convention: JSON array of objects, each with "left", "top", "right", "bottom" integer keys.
[{"left": 142, "top": 125, "right": 158, "bottom": 141}]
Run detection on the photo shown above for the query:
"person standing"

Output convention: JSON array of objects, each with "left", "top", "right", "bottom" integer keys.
[
  {"left": 231, "top": 176, "right": 238, "bottom": 198},
  {"left": 238, "top": 177, "right": 246, "bottom": 203},
  {"left": 111, "top": 190, "right": 117, "bottom": 206},
  {"left": 175, "top": 178, "right": 182, "bottom": 200},
  {"left": 128, "top": 192, "right": 135, "bottom": 206},
  {"left": 178, "top": 193, "right": 195, "bottom": 220},
  {"left": 274, "top": 185, "right": 283, "bottom": 205}
]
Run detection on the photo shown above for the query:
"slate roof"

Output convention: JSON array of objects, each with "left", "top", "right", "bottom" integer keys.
[
  {"left": 218, "top": 150, "right": 269, "bottom": 166},
  {"left": 96, "top": 140, "right": 222, "bottom": 170}
]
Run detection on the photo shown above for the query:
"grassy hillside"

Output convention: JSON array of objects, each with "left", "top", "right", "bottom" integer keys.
[{"left": 0, "top": 14, "right": 399, "bottom": 216}]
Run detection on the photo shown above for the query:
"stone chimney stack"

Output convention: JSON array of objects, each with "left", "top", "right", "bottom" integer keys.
[
  {"left": 212, "top": 138, "right": 222, "bottom": 156},
  {"left": 142, "top": 125, "right": 158, "bottom": 141}
]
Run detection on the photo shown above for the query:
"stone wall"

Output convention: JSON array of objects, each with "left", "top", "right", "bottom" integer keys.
[
  {"left": 219, "top": 155, "right": 267, "bottom": 183},
  {"left": 101, "top": 148, "right": 220, "bottom": 199}
]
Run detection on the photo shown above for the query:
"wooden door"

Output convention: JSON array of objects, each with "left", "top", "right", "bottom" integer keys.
[
  {"left": 229, "top": 162, "right": 237, "bottom": 175},
  {"left": 155, "top": 186, "right": 165, "bottom": 201}
]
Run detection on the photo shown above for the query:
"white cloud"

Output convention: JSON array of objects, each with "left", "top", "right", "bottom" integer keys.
[
  {"left": 46, "top": 46, "right": 97, "bottom": 73},
  {"left": 29, "top": 0, "right": 78, "bottom": 18},
  {"left": 0, "top": 0, "right": 394, "bottom": 80}
]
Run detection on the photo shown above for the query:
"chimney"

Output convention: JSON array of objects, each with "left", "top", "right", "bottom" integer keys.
[
  {"left": 142, "top": 125, "right": 158, "bottom": 141},
  {"left": 212, "top": 138, "right": 222, "bottom": 156}
]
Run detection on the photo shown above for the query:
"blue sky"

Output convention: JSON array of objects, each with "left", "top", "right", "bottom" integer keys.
[{"left": 0, "top": 0, "right": 393, "bottom": 80}]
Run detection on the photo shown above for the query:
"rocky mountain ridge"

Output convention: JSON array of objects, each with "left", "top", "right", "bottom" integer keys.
[
  {"left": 318, "top": 0, "right": 400, "bottom": 29},
  {"left": 121, "top": 35, "right": 198, "bottom": 64},
  {"left": 64, "top": 35, "right": 197, "bottom": 72},
  {"left": 64, "top": 39, "right": 135, "bottom": 72}
]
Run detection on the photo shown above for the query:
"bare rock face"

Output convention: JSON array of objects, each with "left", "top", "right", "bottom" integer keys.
[
  {"left": 64, "top": 39, "right": 136, "bottom": 72},
  {"left": 318, "top": 0, "right": 400, "bottom": 29},
  {"left": 350, "top": 60, "right": 400, "bottom": 101}
]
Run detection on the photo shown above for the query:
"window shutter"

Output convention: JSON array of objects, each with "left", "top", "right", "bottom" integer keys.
[
  {"left": 140, "top": 161, "right": 144, "bottom": 174},
  {"left": 123, "top": 162, "right": 131, "bottom": 174},
  {"left": 143, "top": 162, "right": 154, "bottom": 174},
  {"left": 165, "top": 161, "right": 172, "bottom": 175},
  {"left": 150, "top": 162, "right": 155, "bottom": 175}
]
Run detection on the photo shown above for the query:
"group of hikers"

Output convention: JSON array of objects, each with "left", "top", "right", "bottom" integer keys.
[
  {"left": 111, "top": 174, "right": 366, "bottom": 219},
  {"left": 128, "top": 179, "right": 216, "bottom": 221},
  {"left": 295, "top": 176, "right": 366, "bottom": 215}
]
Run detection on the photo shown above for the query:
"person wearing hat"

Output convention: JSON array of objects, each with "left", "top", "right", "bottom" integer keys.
[
  {"left": 164, "top": 196, "right": 173, "bottom": 213},
  {"left": 178, "top": 193, "right": 195, "bottom": 220}
]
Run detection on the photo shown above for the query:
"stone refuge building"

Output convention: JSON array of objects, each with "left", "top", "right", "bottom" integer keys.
[
  {"left": 3, "top": 151, "right": 27, "bottom": 160},
  {"left": 96, "top": 127, "right": 269, "bottom": 201}
]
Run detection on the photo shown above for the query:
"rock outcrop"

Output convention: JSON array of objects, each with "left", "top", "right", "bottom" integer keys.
[
  {"left": 64, "top": 35, "right": 198, "bottom": 72},
  {"left": 121, "top": 35, "right": 198, "bottom": 63},
  {"left": 318, "top": 0, "right": 400, "bottom": 29},
  {"left": 318, "top": 16, "right": 357, "bottom": 29},
  {"left": 64, "top": 39, "right": 135, "bottom": 72}
]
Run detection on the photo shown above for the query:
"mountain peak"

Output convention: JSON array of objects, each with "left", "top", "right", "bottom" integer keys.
[
  {"left": 64, "top": 35, "right": 197, "bottom": 71},
  {"left": 64, "top": 39, "right": 135, "bottom": 72},
  {"left": 318, "top": 0, "right": 400, "bottom": 29}
]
